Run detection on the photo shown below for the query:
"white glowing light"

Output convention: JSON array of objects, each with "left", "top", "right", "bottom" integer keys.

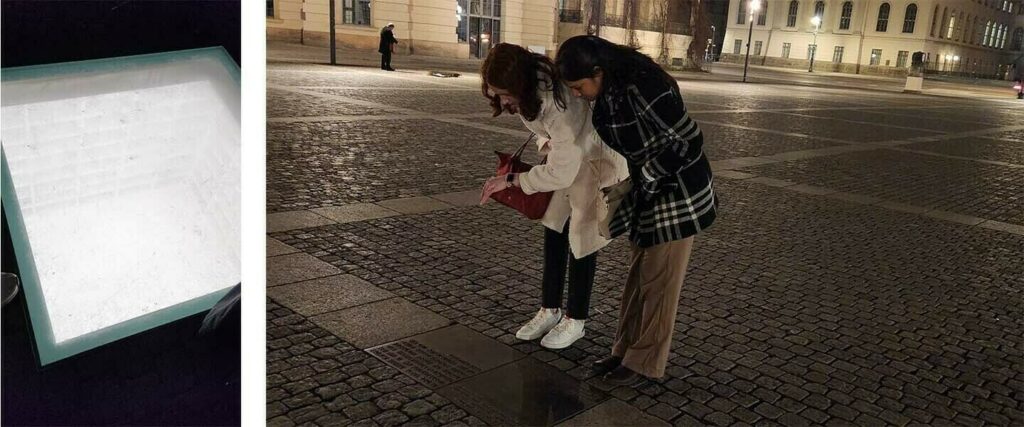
[{"left": 1, "top": 48, "right": 240, "bottom": 365}]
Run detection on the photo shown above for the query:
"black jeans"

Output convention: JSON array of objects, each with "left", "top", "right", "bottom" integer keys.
[
  {"left": 381, "top": 50, "right": 392, "bottom": 69},
  {"left": 541, "top": 222, "right": 597, "bottom": 320}
]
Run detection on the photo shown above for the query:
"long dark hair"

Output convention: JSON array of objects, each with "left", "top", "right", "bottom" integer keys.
[
  {"left": 555, "top": 35, "right": 678, "bottom": 95},
  {"left": 481, "top": 43, "right": 566, "bottom": 122}
]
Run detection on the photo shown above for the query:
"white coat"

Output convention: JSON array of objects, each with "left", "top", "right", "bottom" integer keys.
[{"left": 517, "top": 82, "right": 629, "bottom": 259}]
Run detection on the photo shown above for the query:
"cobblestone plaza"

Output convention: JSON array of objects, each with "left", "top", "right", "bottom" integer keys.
[{"left": 266, "top": 61, "right": 1023, "bottom": 426}]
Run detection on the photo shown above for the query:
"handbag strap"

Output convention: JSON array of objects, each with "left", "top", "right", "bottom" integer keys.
[{"left": 512, "top": 133, "right": 535, "bottom": 160}]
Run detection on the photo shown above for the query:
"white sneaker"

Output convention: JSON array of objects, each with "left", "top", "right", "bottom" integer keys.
[
  {"left": 540, "top": 317, "right": 585, "bottom": 349},
  {"left": 516, "top": 308, "right": 563, "bottom": 340}
]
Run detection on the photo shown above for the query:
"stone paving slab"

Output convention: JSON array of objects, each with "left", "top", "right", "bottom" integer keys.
[
  {"left": 268, "top": 274, "right": 395, "bottom": 316},
  {"left": 922, "top": 209, "right": 987, "bottom": 226},
  {"left": 376, "top": 196, "right": 453, "bottom": 215},
  {"left": 430, "top": 189, "right": 484, "bottom": 207},
  {"left": 309, "top": 203, "right": 400, "bottom": 224},
  {"left": 764, "top": 146, "right": 868, "bottom": 162},
  {"left": 267, "top": 210, "right": 335, "bottom": 233},
  {"left": 785, "top": 183, "right": 837, "bottom": 196},
  {"left": 713, "top": 170, "right": 756, "bottom": 180},
  {"left": 747, "top": 176, "right": 797, "bottom": 188},
  {"left": 979, "top": 220, "right": 1024, "bottom": 236},
  {"left": 877, "top": 200, "right": 932, "bottom": 214},
  {"left": 558, "top": 398, "right": 671, "bottom": 426},
  {"left": 267, "top": 237, "right": 300, "bottom": 257},
  {"left": 710, "top": 157, "right": 778, "bottom": 170},
  {"left": 267, "top": 252, "right": 342, "bottom": 287},
  {"left": 902, "top": 137, "right": 1024, "bottom": 166},
  {"left": 310, "top": 298, "right": 451, "bottom": 349},
  {"left": 825, "top": 191, "right": 884, "bottom": 205}
]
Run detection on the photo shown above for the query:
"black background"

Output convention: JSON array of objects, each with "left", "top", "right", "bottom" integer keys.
[
  {"left": 2, "top": 1, "right": 241, "bottom": 425},
  {"left": 1, "top": 0, "right": 241, "bottom": 67}
]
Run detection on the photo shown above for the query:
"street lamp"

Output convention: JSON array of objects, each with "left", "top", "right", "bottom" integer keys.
[
  {"left": 808, "top": 15, "right": 821, "bottom": 72},
  {"left": 710, "top": 25, "right": 717, "bottom": 62},
  {"left": 742, "top": 0, "right": 760, "bottom": 82},
  {"left": 707, "top": 25, "right": 717, "bottom": 73}
]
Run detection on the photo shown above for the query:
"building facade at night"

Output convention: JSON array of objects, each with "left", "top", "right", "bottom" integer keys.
[
  {"left": 720, "top": 0, "right": 1024, "bottom": 78},
  {"left": 266, "top": 0, "right": 706, "bottom": 64}
]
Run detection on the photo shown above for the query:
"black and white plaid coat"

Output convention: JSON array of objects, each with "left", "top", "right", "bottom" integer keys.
[{"left": 592, "top": 72, "right": 718, "bottom": 248}]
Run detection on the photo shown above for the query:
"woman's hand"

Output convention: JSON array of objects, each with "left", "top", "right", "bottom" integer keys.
[{"left": 479, "top": 174, "right": 517, "bottom": 205}]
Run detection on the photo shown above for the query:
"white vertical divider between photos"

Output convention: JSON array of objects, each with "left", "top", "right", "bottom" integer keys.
[{"left": 241, "top": 0, "right": 269, "bottom": 424}]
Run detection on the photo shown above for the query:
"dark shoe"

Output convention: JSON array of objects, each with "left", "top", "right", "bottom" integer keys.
[
  {"left": 386, "top": 67, "right": 396, "bottom": 71},
  {"left": 591, "top": 356, "right": 622, "bottom": 377},
  {"left": 603, "top": 365, "right": 646, "bottom": 387}
]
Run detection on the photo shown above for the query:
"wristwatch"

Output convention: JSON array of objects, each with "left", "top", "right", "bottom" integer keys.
[{"left": 506, "top": 173, "right": 515, "bottom": 188}]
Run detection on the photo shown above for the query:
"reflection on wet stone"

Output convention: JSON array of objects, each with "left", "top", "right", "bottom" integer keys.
[{"left": 438, "top": 358, "right": 607, "bottom": 426}]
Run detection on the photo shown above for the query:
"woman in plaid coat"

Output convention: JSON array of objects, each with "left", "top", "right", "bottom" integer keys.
[{"left": 556, "top": 35, "right": 718, "bottom": 385}]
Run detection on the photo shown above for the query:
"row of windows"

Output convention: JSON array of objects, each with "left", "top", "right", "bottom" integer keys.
[
  {"left": 734, "top": 1, "right": 1019, "bottom": 51},
  {"left": 270, "top": 0, "right": 1022, "bottom": 53},
  {"left": 732, "top": 41, "right": 914, "bottom": 68},
  {"left": 267, "top": 0, "right": 512, "bottom": 49},
  {"left": 267, "top": 0, "right": 373, "bottom": 25},
  {"left": 741, "top": 1, "right": 918, "bottom": 34},
  {"left": 930, "top": 5, "right": 1021, "bottom": 50},
  {"left": 734, "top": 39, "right": 855, "bottom": 63}
]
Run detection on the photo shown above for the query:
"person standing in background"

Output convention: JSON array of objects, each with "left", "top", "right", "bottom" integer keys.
[{"left": 378, "top": 23, "right": 398, "bottom": 71}]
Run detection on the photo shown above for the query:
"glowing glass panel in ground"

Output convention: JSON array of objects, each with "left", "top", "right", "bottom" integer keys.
[{"left": 1, "top": 48, "right": 240, "bottom": 365}]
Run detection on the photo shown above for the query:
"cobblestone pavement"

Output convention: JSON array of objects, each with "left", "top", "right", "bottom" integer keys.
[{"left": 267, "top": 63, "right": 1024, "bottom": 426}]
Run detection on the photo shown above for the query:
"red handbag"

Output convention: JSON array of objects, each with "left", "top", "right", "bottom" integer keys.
[{"left": 491, "top": 134, "right": 553, "bottom": 220}]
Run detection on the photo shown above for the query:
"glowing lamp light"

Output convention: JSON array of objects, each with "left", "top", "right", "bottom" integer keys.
[{"left": 811, "top": 16, "right": 821, "bottom": 26}]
